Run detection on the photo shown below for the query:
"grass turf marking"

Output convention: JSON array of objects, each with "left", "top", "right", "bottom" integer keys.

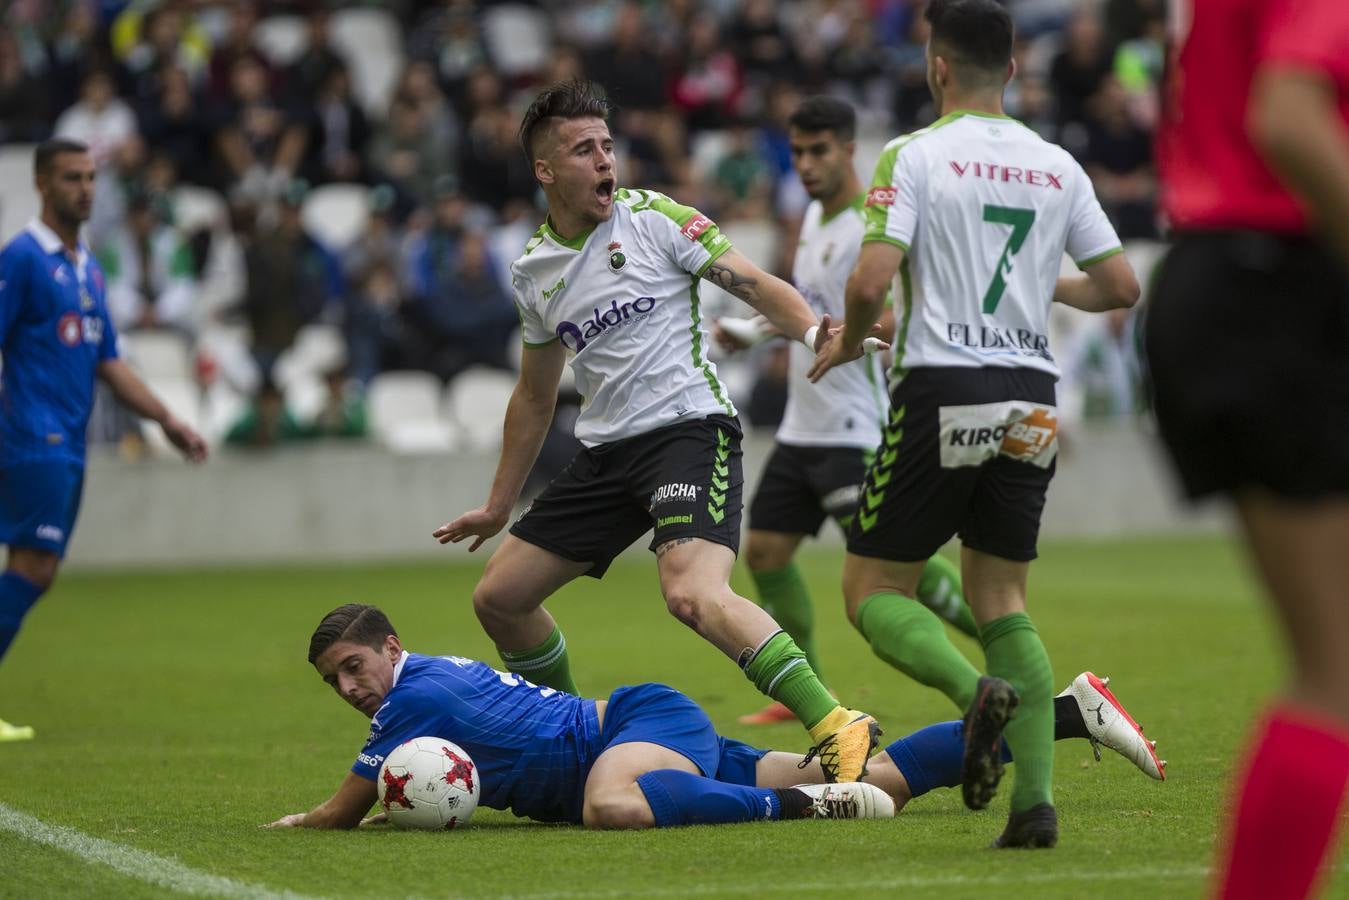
[{"left": 0, "top": 802, "right": 317, "bottom": 900}]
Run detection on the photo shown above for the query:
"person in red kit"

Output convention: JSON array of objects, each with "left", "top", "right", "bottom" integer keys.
[{"left": 1149, "top": 1, "right": 1349, "bottom": 898}]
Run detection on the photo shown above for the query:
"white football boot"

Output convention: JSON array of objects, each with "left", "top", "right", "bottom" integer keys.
[
  {"left": 0, "top": 717, "right": 34, "bottom": 742},
  {"left": 790, "top": 782, "right": 896, "bottom": 819},
  {"left": 1058, "top": 672, "right": 1166, "bottom": 780}
]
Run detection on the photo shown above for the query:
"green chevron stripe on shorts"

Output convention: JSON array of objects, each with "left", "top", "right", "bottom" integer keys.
[
  {"left": 707, "top": 428, "right": 732, "bottom": 524},
  {"left": 857, "top": 404, "right": 905, "bottom": 533}
]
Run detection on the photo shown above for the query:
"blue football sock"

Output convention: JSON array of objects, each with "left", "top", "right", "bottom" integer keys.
[
  {"left": 0, "top": 571, "right": 44, "bottom": 664},
  {"left": 636, "top": 770, "right": 781, "bottom": 827},
  {"left": 886, "top": 721, "right": 1014, "bottom": 799}
]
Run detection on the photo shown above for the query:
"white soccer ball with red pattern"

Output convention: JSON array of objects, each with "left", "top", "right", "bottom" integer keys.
[{"left": 377, "top": 737, "right": 480, "bottom": 830}]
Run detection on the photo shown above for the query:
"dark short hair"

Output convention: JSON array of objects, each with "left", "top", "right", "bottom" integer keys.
[
  {"left": 925, "top": 0, "right": 1014, "bottom": 77},
  {"left": 518, "top": 79, "right": 612, "bottom": 163},
  {"left": 788, "top": 96, "right": 857, "bottom": 142},
  {"left": 308, "top": 604, "right": 398, "bottom": 665},
  {"left": 34, "top": 138, "right": 89, "bottom": 178}
]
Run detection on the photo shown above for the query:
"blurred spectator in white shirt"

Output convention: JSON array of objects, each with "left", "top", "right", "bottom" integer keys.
[{"left": 98, "top": 191, "right": 199, "bottom": 336}]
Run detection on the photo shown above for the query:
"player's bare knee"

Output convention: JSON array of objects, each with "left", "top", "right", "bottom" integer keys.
[
  {"left": 583, "top": 786, "right": 655, "bottom": 830},
  {"left": 662, "top": 585, "right": 704, "bottom": 629},
  {"left": 842, "top": 565, "right": 911, "bottom": 626},
  {"left": 471, "top": 579, "right": 513, "bottom": 632},
  {"left": 841, "top": 572, "right": 874, "bottom": 625},
  {"left": 8, "top": 550, "right": 58, "bottom": 591}
]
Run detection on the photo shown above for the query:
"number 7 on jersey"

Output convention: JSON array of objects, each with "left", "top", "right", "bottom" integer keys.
[{"left": 982, "top": 204, "right": 1036, "bottom": 314}]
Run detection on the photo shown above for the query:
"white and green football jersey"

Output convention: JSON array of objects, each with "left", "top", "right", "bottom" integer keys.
[
  {"left": 512, "top": 188, "right": 737, "bottom": 447},
  {"left": 864, "top": 110, "right": 1123, "bottom": 380},
  {"left": 777, "top": 196, "right": 887, "bottom": 449}
]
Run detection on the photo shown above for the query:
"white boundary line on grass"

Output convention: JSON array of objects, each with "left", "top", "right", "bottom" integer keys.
[
  {"left": 2, "top": 800, "right": 1342, "bottom": 900},
  {"left": 0, "top": 802, "right": 316, "bottom": 900}
]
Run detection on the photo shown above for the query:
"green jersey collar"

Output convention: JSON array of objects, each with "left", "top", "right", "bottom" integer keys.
[
  {"left": 820, "top": 191, "right": 868, "bottom": 226},
  {"left": 541, "top": 217, "right": 594, "bottom": 251},
  {"left": 939, "top": 109, "right": 1014, "bottom": 124}
]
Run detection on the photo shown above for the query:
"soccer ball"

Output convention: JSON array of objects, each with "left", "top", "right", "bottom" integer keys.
[{"left": 377, "top": 737, "right": 480, "bottom": 830}]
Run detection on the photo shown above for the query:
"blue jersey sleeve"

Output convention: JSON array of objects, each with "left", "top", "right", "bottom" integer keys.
[
  {"left": 0, "top": 243, "right": 32, "bottom": 347},
  {"left": 350, "top": 689, "right": 441, "bottom": 781}
]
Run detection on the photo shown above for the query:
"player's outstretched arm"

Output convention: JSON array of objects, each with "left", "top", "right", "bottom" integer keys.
[
  {"left": 1250, "top": 66, "right": 1349, "bottom": 267},
  {"left": 96, "top": 359, "right": 208, "bottom": 462},
  {"left": 808, "top": 242, "right": 901, "bottom": 382},
  {"left": 433, "top": 340, "right": 566, "bottom": 551},
  {"left": 262, "top": 772, "right": 378, "bottom": 830},
  {"left": 702, "top": 249, "right": 817, "bottom": 345},
  {"left": 1053, "top": 254, "right": 1140, "bottom": 313}
]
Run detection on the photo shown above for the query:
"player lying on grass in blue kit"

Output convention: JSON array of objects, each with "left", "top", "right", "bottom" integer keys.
[{"left": 264, "top": 604, "right": 1163, "bottom": 830}]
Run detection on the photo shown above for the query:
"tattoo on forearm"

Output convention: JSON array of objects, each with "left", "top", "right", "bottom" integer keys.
[
  {"left": 703, "top": 263, "right": 759, "bottom": 302},
  {"left": 655, "top": 536, "right": 697, "bottom": 558}
]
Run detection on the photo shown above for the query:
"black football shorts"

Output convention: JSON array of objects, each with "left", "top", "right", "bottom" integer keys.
[
  {"left": 1145, "top": 231, "right": 1349, "bottom": 500},
  {"left": 510, "top": 415, "right": 744, "bottom": 577},
  {"left": 846, "top": 366, "right": 1058, "bottom": 564}
]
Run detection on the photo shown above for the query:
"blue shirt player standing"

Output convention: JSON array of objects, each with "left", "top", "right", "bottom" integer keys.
[{"left": 0, "top": 139, "right": 207, "bottom": 741}]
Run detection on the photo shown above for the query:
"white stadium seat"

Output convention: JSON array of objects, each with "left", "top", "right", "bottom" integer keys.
[
  {"left": 300, "top": 183, "right": 369, "bottom": 250},
  {"left": 254, "top": 15, "right": 309, "bottom": 66},
  {"left": 444, "top": 367, "right": 517, "bottom": 450},
  {"left": 202, "top": 381, "right": 248, "bottom": 443},
  {"left": 273, "top": 323, "right": 347, "bottom": 388},
  {"left": 283, "top": 372, "right": 328, "bottom": 423},
  {"left": 367, "top": 370, "right": 457, "bottom": 453},
  {"left": 329, "top": 8, "right": 404, "bottom": 116},
  {"left": 170, "top": 185, "right": 227, "bottom": 233},
  {"left": 0, "top": 143, "right": 38, "bottom": 244},
  {"left": 483, "top": 5, "right": 553, "bottom": 77},
  {"left": 120, "top": 330, "right": 194, "bottom": 381},
  {"left": 196, "top": 323, "right": 257, "bottom": 395}
]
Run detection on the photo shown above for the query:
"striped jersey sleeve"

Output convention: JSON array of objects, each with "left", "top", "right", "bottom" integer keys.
[
  {"left": 863, "top": 135, "right": 923, "bottom": 250},
  {"left": 628, "top": 191, "right": 733, "bottom": 276}
]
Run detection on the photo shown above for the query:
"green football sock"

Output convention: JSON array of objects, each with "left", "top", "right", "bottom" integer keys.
[
  {"left": 916, "top": 554, "right": 979, "bottom": 638},
  {"left": 980, "top": 612, "right": 1055, "bottom": 812},
  {"left": 751, "top": 562, "right": 822, "bottom": 682},
  {"left": 855, "top": 592, "right": 981, "bottom": 710},
  {"left": 498, "top": 625, "right": 579, "bottom": 695},
  {"left": 742, "top": 631, "right": 837, "bottom": 729}
]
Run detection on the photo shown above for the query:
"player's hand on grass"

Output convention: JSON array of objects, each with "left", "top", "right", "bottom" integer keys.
[
  {"left": 261, "top": 813, "right": 306, "bottom": 828},
  {"left": 162, "top": 415, "right": 208, "bottom": 463},
  {"left": 433, "top": 505, "right": 509, "bottom": 552},
  {"left": 360, "top": 812, "right": 390, "bottom": 827}
]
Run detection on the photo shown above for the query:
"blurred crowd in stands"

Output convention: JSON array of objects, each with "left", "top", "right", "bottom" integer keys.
[{"left": 0, "top": 0, "right": 1163, "bottom": 455}]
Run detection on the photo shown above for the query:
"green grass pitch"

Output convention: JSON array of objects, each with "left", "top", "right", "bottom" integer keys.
[{"left": 0, "top": 535, "right": 1341, "bottom": 899}]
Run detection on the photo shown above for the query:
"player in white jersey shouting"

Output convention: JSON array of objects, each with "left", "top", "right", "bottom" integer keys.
[
  {"left": 433, "top": 80, "right": 884, "bottom": 783},
  {"left": 714, "top": 96, "right": 978, "bottom": 726},
  {"left": 810, "top": 0, "right": 1141, "bottom": 847}
]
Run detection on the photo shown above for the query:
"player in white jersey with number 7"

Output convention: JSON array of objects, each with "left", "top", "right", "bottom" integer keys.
[
  {"left": 810, "top": 0, "right": 1141, "bottom": 848},
  {"left": 433, "top": 80, "right": 887, "bottom": 784},
  {"left": 714, "top": 96, "right": 979, "bottom": 727}
]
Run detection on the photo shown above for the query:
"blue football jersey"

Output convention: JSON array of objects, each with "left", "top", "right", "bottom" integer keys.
[
  {"left": 352, "top": 653, "right": 604, "bottom": 823},
  {"left": 0, "top": 221, "right": 119, "bottom": 467}
]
